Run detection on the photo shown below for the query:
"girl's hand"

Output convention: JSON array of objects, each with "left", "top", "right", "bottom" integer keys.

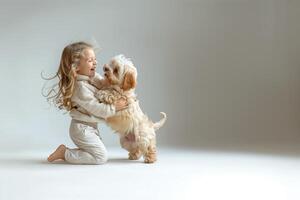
[{"left": 114, "top": 98, "right": 128, "bottom": 111}]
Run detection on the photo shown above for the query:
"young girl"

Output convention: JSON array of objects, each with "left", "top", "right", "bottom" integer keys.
[{"left": 46, "top": 41, "right": 127, "bottom": 164}]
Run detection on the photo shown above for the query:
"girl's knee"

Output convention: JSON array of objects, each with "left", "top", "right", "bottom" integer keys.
[
  {"left": 94, "top": 152, "right": 108, "bottom": 164},
  {"left": 94, "top": 156, "right": 107, "bottom": 164}
]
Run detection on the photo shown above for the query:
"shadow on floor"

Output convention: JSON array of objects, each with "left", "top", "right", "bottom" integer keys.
[{"left": 108, "top": 157, "right": 144, "bottom": 164}]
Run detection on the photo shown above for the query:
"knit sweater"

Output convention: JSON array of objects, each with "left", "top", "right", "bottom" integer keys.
[{"left": 69, "top": 73, "right": 116, "bottom": 123}]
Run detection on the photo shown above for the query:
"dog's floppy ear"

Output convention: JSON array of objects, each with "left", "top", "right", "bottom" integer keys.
[{"left": 122, "top": 70, "right": 136, "bottom": 91}]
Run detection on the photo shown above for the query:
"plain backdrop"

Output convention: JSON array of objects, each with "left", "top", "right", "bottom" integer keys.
[{"left": 0, "top": 0, "right": 299, "bottom": 152}]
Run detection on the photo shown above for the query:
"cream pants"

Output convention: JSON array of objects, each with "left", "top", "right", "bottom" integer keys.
[{"left": 65, "top": 119, "right": 108, "bottom": 164}]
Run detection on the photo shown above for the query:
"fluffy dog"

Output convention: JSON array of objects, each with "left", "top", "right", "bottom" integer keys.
[{"left": 93, "top": 55, "right": 166, "bottom": 163}]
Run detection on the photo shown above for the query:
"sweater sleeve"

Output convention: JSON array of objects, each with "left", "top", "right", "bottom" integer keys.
[{"left": 72, "top": 83, "right": 116, "bottom": 119}]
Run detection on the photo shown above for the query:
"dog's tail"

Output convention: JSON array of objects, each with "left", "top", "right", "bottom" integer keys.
[{"left": 153, "top": 112, "right": 167, "bottom": 131}]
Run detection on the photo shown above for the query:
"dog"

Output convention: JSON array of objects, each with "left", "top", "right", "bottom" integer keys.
[{"left": 93, "top": 54, "right": 166, "bottom": 163}]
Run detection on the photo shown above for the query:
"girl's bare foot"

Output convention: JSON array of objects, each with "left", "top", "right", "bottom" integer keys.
[{"left": 47, "top": 144, "right": 67, "bottom": 162}]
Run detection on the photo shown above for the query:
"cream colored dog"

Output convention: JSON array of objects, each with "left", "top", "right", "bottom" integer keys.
[{"left": 93, "top": 55, "right": 166, "bottom": 163}]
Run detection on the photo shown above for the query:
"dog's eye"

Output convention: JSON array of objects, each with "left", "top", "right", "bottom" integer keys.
[{"left": 113, "top": 68, "right": 118, "bottom": 74}]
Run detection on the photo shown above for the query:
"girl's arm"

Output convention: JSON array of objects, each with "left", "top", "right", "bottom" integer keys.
[{"left": 72, "top": 84, "right": 116, "bottom": 119}]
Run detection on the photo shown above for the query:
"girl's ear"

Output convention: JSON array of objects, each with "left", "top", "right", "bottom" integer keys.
[
  {"left": 122, "top": 71, "right": 136, "bottom": 91},
  {"left": 71, "top": 64, "right": 78, "bottom": 77},
  {"left": 73, "top": 64, "right": 79, "bottom": 72}
]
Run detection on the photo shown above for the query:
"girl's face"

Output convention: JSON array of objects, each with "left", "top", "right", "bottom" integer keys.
[{"left": 76, "top": 48, "right": 97, "bottom": 78}]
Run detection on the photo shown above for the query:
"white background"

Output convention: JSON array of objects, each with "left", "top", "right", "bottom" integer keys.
[{"left": 0, "top": 0, "right": 299, "bottom": 153}]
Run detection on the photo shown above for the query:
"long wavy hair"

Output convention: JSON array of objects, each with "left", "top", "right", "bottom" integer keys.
[{"left": 43, "top": 42, "right": 94, "bottom": 111}]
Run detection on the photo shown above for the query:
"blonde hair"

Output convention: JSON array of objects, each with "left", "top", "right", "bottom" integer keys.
[{"left": 43, "top": 41, "right": 94, "bottom": 111}]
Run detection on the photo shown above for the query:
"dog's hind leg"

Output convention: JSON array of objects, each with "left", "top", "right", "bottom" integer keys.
[
  {"left": 144, "top": 145, "right": 157, "bottom": 164},
  {"left": 128, "top": 148, "right": 142, "bottom": 160},
  {"left": 120, "top": 136, "right": 141, "bottom": 160}
]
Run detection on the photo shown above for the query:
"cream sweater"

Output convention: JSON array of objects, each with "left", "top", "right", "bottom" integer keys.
[{"left": 69, "top": 73, "right": 116, "bottom": 123}]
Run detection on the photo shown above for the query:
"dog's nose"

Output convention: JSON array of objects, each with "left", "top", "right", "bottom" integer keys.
[{"left": 103, "top": 65, "right": 109, "bottom": 72}]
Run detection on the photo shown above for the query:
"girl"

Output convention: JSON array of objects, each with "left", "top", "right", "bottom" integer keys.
[{"left": 46, "top": 41, "right": 127, "bottom": 164}]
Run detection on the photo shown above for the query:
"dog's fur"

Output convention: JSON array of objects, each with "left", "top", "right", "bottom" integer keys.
[{"left": 93, "top": 55, "right": 166, "bottom": 163}]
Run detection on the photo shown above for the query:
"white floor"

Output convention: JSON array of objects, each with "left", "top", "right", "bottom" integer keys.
[{"left": 1, "top": 147, "right": 300, "bottom": 200}]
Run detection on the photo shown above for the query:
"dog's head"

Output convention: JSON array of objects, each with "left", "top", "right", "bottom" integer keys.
[{"left": 103, "top": 54, "right": 137, "bottom": 91}]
